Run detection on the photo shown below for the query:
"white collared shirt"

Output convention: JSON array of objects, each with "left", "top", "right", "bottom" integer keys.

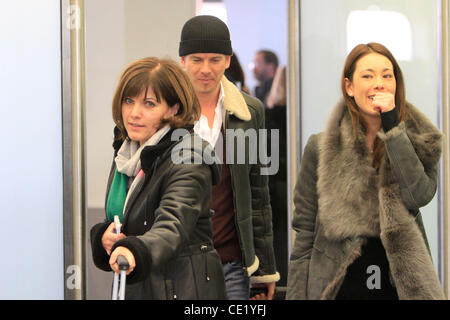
[{"left": 193, "top": 82, "right": 225, "bottom": 147}]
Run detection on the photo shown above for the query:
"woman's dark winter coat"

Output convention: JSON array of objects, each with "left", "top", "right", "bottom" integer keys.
[
  {"left": 286, "top": 100, "right": 445, "bottom": 300},
  {"left": 90, "top": 128, "right": 227, "bottom": 300}
]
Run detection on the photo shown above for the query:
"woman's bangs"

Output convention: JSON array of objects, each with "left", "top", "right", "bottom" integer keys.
[{"left": 122, "top": 71, "right": 151, "bottom": 101}]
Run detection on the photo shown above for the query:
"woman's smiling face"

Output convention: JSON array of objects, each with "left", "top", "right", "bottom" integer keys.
[{"left": 345, "top": 52, "right": 397, "bottom": 119}]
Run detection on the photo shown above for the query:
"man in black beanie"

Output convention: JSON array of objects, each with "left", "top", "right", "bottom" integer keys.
[{"left": 179, "top": 15, "right": 279, "bottom": 300}]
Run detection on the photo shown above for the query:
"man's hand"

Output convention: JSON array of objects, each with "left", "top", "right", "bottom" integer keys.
[{"left": 250, "top": 282, "right": 275, "bottom": 300}]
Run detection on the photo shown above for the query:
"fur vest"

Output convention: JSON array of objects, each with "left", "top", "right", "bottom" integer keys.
[{"left": 317, "top": 100, "right": 444, "bottom": 299}]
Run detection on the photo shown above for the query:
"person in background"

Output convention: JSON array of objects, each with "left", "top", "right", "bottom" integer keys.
[
  {"left": 225, "top": 51, "right": 250, "bottom": 94},
  {"left": 253, "top": 49, "right": 278, "bottom": 107},
  {"left": 90, "top": 57, "right": 226, "bottom": 300},
  {"left": 179, "top": 15, "right": 279, "bottom": 300},
  {"left": 265, "top": 66, "right": 288, "bottom": 288},
  {"left": 286, "top": 42, "right": 445, "bottom": 300}
]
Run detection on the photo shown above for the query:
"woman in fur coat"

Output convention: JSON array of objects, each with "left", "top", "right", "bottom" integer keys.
[{"left": 286, "top": 43, "right": 445, "bottom": 300}]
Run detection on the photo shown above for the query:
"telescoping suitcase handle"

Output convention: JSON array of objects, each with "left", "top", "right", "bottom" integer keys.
[{"left": 112, "top": 255, "right": 130, "bottom": 300}]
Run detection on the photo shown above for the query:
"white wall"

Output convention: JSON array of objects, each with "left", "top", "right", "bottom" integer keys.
[
  {"left": 223, "top": 0, "right": 287, "bottom": 95},
  {"left": 85, "top": 0, "right": 126, "bottom": 209},
  {"left": 85, "top": 0, "right": 197, "bottom": 209},
  {"left": 300, "top": 0, "right": 441, "bottom": 271},
  {"left": 0, "top": 0, "right": 63, "bottom": 299}
]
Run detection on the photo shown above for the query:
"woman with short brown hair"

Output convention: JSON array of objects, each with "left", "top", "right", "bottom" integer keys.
[
  {"left": 111, "top": 57, "right": 201, "bottom": 141},
  {"left": 90, "top": 57, "right": 226, "bottom": 300}
]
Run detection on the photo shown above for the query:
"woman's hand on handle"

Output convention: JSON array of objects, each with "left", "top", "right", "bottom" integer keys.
[{"left": 110, "top": 246, "right": 136, "bottom": 276}]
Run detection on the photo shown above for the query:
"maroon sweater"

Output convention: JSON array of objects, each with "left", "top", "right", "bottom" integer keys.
[{"left": 211, "top": 138, "right": 242, "bottom": 263}]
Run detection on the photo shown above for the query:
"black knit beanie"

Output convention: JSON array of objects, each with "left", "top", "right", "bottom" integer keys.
[{"left": 179, "top": 15, "right": 232, "bottom": 56}]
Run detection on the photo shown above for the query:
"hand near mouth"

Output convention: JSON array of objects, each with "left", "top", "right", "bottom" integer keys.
[{"left": 370, "top": 92, "right": 395, "bottom": 113}]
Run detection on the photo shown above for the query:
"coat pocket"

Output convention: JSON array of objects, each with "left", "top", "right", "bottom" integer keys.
[
  {"left": 164, "top": 256, "right": 196, "bottom": 300},
  {"left": 190, "top": 249, "right": 227, "bottom": 300},
  {"left": 312, "top": 223, "right": 343, "bottom": 263}
]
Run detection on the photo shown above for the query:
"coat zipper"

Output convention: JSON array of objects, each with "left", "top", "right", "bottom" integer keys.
[{"left": 201, "top": 244, "right": 210, "bottom": 281}]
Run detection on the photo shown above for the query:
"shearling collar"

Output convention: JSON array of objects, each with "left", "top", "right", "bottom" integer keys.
[
  {"left": 317, "top": 100, "right": 380, "bottom": 240},
  {"left": 221, "top": 75, "right": 251, "bottom": 121}
]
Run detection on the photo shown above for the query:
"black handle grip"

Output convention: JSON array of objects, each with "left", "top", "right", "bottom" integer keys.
[{"left": 117, "top": 255, "right": 130, "bottom": 271}]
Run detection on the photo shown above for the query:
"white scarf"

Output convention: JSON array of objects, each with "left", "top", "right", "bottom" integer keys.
[{"left": 115, "top": 125, "right": 171, "bottom": 177}]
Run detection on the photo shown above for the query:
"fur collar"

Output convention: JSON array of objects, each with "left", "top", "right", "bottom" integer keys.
[
  {"left": 317, "top": 100, "right": 380, "bottom": 240},
  {"left": 221, "top": 76, "right": 251, "bottom": 121}
]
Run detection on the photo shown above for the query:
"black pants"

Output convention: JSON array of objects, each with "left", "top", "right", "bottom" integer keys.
[{"left": 335, "top": 237, "right": 398, "bottom": 300}]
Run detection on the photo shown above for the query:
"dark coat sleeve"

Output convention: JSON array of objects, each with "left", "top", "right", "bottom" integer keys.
[
  {"left": 112, "top": 162, "right": 213, "bottom": 283},
  {"left": 378, "top": 122, "right": 440, "bottom": 210},
  {"left": 90, "top": 220, "right": 112, "bottom": 272},
  {"left": 249, "top": 99, "right": 279, "bottom": 281}
]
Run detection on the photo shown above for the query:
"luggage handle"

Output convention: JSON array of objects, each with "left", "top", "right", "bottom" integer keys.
[
  {"left": 117, "top": 255, "right": 130, "bottom": 271},
  {"left": 112, "top": 255, "right": 130, "bottom": 300}
]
